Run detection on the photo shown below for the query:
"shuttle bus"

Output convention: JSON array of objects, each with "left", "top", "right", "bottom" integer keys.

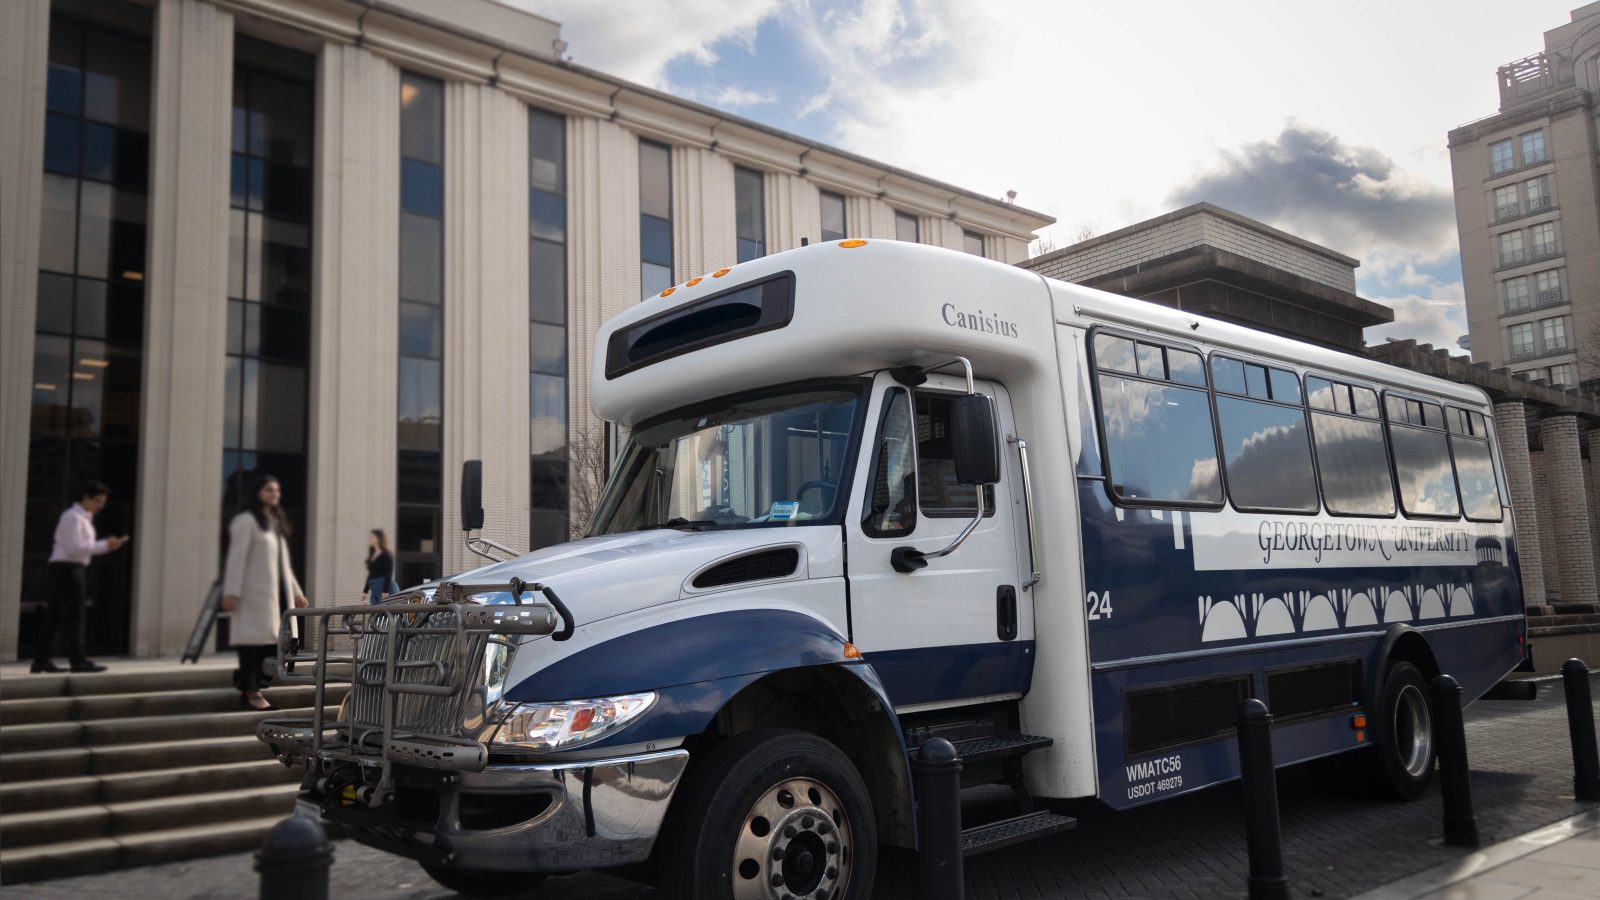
[{"left": 260, "top": 239, "right": 1524, "bottom": 899}]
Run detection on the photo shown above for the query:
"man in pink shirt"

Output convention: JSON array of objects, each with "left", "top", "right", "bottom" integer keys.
[{"left": 32, "top": 481, "right": 127, "bottom": 674}]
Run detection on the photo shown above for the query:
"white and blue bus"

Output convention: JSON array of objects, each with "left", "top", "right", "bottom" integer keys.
[{"left": 263, "top": 239, "right": 1524, "bottom": 899}]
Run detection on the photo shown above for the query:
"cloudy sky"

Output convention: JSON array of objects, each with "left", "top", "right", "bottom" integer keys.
[{"left": 513, "top": 0, "right": 1579, "bottom": 350}]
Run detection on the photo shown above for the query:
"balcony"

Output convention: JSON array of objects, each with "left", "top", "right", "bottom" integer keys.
[
  {"left": 1498, "top": 53, "right": 1571, "bottom": 108},
  {"left": 1492, "top": 158, "right": 1517, "bottom": 175},
  {"left": 1524, "top": 149, "right": 1548, "bottom": 165},
  {"left": 1533, "top": 241, "right": 1558, "bottom": 257},
  {"left": 1537, "top": 287, "right": 1563, "bottom": 306},
  {"left": 1527, "top": 194, "right": 1552, "bottom": 211},
  {"left": 1495, "top": 204, "right": 1520, "bottom": 221},
  {"left": 1499, "top": 247, "right": 1527, "bottom": 267},
  {"left": 1509, "top": 340, "right": 1571, "bottom": 362}
]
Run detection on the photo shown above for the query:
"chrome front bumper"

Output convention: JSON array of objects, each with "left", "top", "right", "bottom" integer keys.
[{"left": 311, "top": 748, "right": 690, "bottom": 873}]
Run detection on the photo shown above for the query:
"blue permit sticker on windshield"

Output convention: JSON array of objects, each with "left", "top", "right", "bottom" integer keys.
[{"left": 769, "top": 501, "right": 800, "bottom": 521}]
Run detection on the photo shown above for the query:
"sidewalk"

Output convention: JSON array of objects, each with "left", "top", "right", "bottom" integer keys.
[{"left": 1352, "top": 808, "right": 1600, "bottom": 900}]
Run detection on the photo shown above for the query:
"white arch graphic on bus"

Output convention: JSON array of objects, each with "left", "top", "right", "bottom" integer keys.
[{"left": 1198, "top": 583, "right": 1476, "bottom": 643}]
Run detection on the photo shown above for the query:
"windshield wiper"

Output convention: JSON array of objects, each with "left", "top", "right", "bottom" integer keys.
[{"left": 646, "top": 517, "right": 719, "bottom": 531}]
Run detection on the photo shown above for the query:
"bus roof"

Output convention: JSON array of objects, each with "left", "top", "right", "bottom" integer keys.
[{"left": 589, "top": 241, "right": 1489, "bottom": 425}]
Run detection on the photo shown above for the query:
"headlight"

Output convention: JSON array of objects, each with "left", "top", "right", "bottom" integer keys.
[
  {"left": 489, "top": 692, "right": 656, "bottom": 751},
  {"left": 482, "top": 640, "right": 513, "bottom": 707}
]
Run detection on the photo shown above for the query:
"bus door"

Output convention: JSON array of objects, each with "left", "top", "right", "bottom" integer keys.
[{"left": 847, "top": 372, "right": 1035, "bottom": 711}]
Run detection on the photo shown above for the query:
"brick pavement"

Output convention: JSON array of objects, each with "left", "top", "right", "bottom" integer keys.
[{"left": 5, "top": 675, "right": 1595, "bottom": 900}]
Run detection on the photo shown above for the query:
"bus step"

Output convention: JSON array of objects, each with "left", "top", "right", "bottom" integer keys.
[
  {"left": 961, "top": 810, "right": 1076, "bottom": 857},
  {"left": 910, "top": 733, "right": 1053, "bottom": 764}
]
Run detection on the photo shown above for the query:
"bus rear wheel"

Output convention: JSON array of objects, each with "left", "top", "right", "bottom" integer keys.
[
  {"left": 656, "top": 729, "right": 877, "bottom": 900},
  {"left": 1372, "top": 661, "right": 1436, "bottom": 801}
]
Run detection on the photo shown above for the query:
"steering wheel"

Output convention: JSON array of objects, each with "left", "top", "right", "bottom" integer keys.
[{"left": 796, "top": 480, "right": 837, "bottom": 512}]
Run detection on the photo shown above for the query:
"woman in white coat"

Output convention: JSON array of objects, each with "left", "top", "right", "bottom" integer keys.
[{"left": 222, "top": 475, "right": 307, "bottom": 710}]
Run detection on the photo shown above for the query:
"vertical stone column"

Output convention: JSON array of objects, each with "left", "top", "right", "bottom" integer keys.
[
  {"left": 132, "top": 0, "right": 233, "bottom": 655},
  {"left": 0, "top": 0, "right": 51, "bottom": 658},
  {"left": 1494, "top": 401, "right": 1546, "bottom": 605},
  {"left": 1532, "top": 450, "right": 1560, "bottom": 600},
  {"left": 1540, "top": 413, "right": 1598, "bottom": 602},
  {"left": 1588, "top": 429, "right": 1600, "bottom": 585},
  {"left": 765, "top": 171, "right": 819, "bottom": 254},
  {"left": 672, "top": 146, "right": 735, "bottom": 280},
  {"left": 567, "top": 117, "right": 638, "bottom": 508},
  {"left": 439, "top": 82, "right": 529, "bottom": 577},
  {"left": 306, "top": 43, "right": 399, "bottom": 606}
]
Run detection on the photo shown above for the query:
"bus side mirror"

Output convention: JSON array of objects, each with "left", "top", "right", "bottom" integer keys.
[
  {"left": 461, "top": 460, "right": 485, "bottom": 532},
  {"left": 951, "top": 394, "right": 1000, "bottom": 486}
]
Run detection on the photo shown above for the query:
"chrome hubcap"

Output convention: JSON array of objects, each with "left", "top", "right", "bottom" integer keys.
[
  {"left": 732, "top": 777, "right": 851, "bottom": 900},
  {"left": 1393, "top": 683, "right": 1434, "bottom": 778}
]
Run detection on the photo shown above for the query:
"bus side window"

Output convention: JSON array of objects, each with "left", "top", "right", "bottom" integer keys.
[
  {"left": 1385, "top": 392, "right": 1461, "bottom": 519},
  {"left": 1447, "top": 405, "right": 1502, "bottom": 523},
  {"left": 863, "top": 389, "right": 917, "bottom": 536},
  {"left": 1093, "top": 334, "right": 1222, "bottom": 507},
  {"left": 1307, "top": 376, "right": 1395, "bottom": 517},
  {"left": 1211, "top": 356, "right": 1318, "bottom": 514}
]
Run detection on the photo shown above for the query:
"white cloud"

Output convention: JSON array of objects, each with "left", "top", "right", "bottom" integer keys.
[
  {"left": 504, "top": 0, "right": 780, "bottom": 86},
  {"left": 704, "top": 85, "right": 776, "bottom": 107}
]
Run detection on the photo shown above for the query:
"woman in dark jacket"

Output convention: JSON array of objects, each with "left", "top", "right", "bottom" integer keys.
[{"left": 362, "top": 529, "right": 394, "bottom": 605}]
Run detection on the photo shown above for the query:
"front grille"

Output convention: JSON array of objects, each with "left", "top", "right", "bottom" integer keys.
[
  {"left": 1124, "top": 675, "right": 1251, "bottom": 756},
  {"left": 349, "top": 609, "right": 488, "bottom": 741}
]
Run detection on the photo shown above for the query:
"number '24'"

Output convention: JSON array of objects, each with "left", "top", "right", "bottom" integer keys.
[{"left": 1087, "top": 590, "right": 1114, "bottom": 620}]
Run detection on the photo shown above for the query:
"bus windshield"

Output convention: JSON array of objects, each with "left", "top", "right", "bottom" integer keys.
[{"left": 589, "top": 384, "right": 863, "bottom": 535}]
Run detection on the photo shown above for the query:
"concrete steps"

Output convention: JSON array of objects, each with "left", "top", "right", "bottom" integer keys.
[{"left": 0, "top": 660, "right": 347, "bottom": 884}]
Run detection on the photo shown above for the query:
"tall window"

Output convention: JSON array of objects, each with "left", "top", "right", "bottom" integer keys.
[
  {"left": 895, "top": 211, "right": 919, "bottom": 243},
  {"left": 1535, "top": 269, "right": 1563, "bottom": 304},
  {"left": 28, "top": 5, "right": 151, "bottom": 657},
  {"left": 962, "top": 230, "right": 985, "bottom": 257},
  {"left": 1520, "top": 129, "right": 1546, "bottom": 164},
  {"left": 1489, "top": 139, "right": 1514, "bottom": 174},
  {"left": 1541, "top": 316, "right": 1568, "bottom": 352},
  {"left": 1092, "top": 333, "right": 1221, "bottom": 506},
  {"left": 529, "top": 108, "right": 568, "bottom": 548},
  {"left": 1492, "top": 185, "right": 1518, "bottom": 220},
  {"left": 820, "top": 191, "right": 846, "bottom": 242},
  {"left": 639, "top": 140, "right": 672, "bottom": 298},
  {"left": 1531, "top": 222, "right": 1556, "bottom": 257},
  {"left": 1502, "top": 276, "right": 1529, "bottom": 312},
  {"left": 1525, "top": 175, "right": 1550, "bottom": 210},
  {"left": 734, "top": 166, "right": 765, "bottom": 263},
  {"left": 1508, "top": 322, "right": 1535, "bottom": 358},
  {"left": 397, "top": 72, "right": 444, "bottom": 588},
  {"left": 225, "top": 39, "right": 314, "bottom": 569},
  {"left": 1497, "top": 230, "right": 1524, "bottom": 266}
]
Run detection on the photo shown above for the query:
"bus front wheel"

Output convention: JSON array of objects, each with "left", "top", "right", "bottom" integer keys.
[
  {"left": 1372, "top": 661, "right": 1436, "bottom": 801},
  {"left": 656, "top": 729, "right": 878, "bottom": 900}
]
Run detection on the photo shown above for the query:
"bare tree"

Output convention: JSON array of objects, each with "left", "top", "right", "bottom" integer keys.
[
  {"left": 1028, "top": 235, "right": 1057, "bottom": 258},
  {"left": 567, "top": 425, "right": 613, "bottom": 540},
  {"left": 1580, "top": 317, "right": 1600, "bottom": 384},
  {"left": 1071, "top": 224, "right": 1098, "bottom": 244}
]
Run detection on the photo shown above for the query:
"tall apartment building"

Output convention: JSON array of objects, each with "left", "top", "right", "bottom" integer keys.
[
  {"left": 0, "top": 0, "right": 1052, "bottom": 660},
  {"left": 1448, "top": 2, "right": 1600, "bottom": 392}
]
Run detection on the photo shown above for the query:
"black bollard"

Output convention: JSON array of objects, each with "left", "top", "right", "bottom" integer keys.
[
  {"left": 1236, "top": 698, "right": 1288, "bottom": 900},
  {"left": 1561, "top": 659, "right": 1600, "bottom": 802},
  {"left": 1431, "top": 674, "right": 1479, "bottom": 848},
  {"left": 257, "top": 815, "right": 333, "bottom": 900},
  {"left": 914, "top": 737, "right": 964, "bottom": 900}
]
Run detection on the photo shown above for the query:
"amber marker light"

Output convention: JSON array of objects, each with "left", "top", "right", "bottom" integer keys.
[
  {"left": 712, "top": 268, "right": 731, "bottom": 278},
  {"left": 659, "top": 287, "right": 675, "bottom": 297},
  {"left": 686, "top": 277, "right": 703, "bottom": 287},
  {"left": 1352, "top": 714, "right": 1367, "bottom": 729},
  {"left": 839, "top": 239, "right": 868, "bottom": 248},
  {"left": 842, "top": 643, "right": 862, "bottom": 659}
]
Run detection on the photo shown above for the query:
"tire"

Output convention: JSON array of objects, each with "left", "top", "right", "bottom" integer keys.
[
  {"left": 1371, "top": 661, "right": 1436, "bottom": 801},
  {"left": 656, "top": 729, "right": 878, "bottom": 900},
  {"left": 420, "top": 864, "right": 546, "bottom": 897}
]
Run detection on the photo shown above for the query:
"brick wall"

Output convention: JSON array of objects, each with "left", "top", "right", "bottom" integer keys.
[
  {"left": 1540, "top": 415, "right": 1599, "bottom": 601},
  {"left": 1495, "top": 401, "right": 1547, "bottom": 603}
]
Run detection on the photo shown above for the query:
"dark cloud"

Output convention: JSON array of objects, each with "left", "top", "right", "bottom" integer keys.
[{"left": 1169, "top": 123, "right": 1454, "bottom": 257}]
